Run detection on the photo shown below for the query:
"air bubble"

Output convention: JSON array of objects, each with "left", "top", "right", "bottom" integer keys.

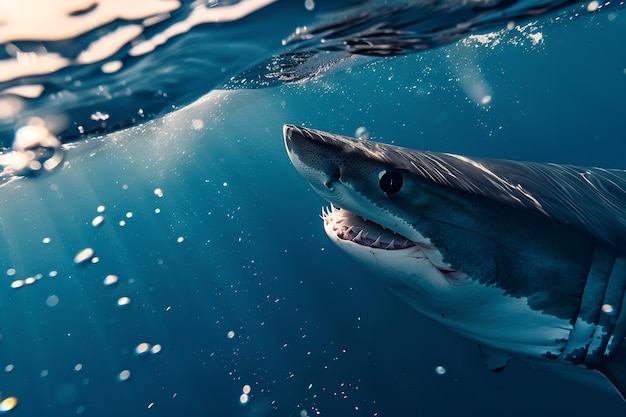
[
  {"left": 10, "top": 280, "right": 24, "bottom": 289},
  {"left": 355, "top": 126, "right": 370, "bottom": 140},
  {"left": 117, "top": 297, "right": 131, "bottom": 307},
  {"left": 46, "top": 295, "right": 59, "bottom": 307},
  {"left": 91, "top": 215, "right": 105, "bottom": 227},
  {"left": 117, "top": 370, "right": 131, "bottom": 381},
  {"left": 602, "top": 303, "right": 614, "bottom": 314},
  {"left": 8, "top": 118, "right": 64, "bottom": 176},
  {"left": 90, "top": 111, "right": 109, "bottom": 122},
  {"left": 73, "top": 248, "right": 95, "bottom": 265},
  {"left": 134, "top": 343, "right": 151, "bottom": 356},
  {"left": 103, "top": 275, "right": 118, "bottom": 286},
  {"left": 191, "top": 119, "right": 204, "bottom": 130},
  {"left": 0, "top": 396, "right": 18, "bottom": 412}
]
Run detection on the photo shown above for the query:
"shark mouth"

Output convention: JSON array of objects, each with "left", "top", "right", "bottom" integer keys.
[
  {"left": 321, "top": 204, "right": 417, "bottom": 250},
  {"left": 321, "top": 205, "right": 466, "bottom": 279}
]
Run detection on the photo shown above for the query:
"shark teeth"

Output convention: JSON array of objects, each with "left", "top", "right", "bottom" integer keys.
[
  {"left": 352, "top": 229, "right": 368, "bottom": 243},
  {"left": 321, "top": 204, "right": 342, "bottom": 225},
  {"left": 322, "top": 205, "right": 416, "bottom": 250}
]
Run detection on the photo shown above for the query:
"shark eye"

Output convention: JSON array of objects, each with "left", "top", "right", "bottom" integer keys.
[{"left": 379, "top": 170, "right": 403, "bottom": 195}]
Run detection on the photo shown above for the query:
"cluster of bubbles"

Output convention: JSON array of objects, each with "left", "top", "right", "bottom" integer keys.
[
  {"left": 73, "top": 198, "right": 163, "bottom": 399},
  {"left": 0, "top": 117, "right": 64, "bottom": 177},
  {"left": 0, "top": 194, "right": 171, "bottom": 414},
  {"left": 87, "top": 204, "right": 139, "bottom": 230},
  {"left": 133, "top": 342, "right": 162, "bottom": 356},
  {"left": 71, "top": 240, "right": 133, "bottom": 309},
  {"left": 91, "top": 205, "right": 106, "bottom": 227},
  {"left": 9, "top": 270, "right": 57, "bottom": 289},
  {"left": 239, "top": 384, "right": 252, "bottom": 405},
  {"left": 2, "top": 186, "right": 172, "bottom": 412}
]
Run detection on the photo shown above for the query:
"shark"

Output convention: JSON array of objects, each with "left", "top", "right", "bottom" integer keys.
[{"left": 283, "top": 123, "right": 626, "bottom": 400}]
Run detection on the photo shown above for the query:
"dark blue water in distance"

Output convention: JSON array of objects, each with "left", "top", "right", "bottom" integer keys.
[{"left": 0, "top": 0, "right": 625, "bottom": 416}]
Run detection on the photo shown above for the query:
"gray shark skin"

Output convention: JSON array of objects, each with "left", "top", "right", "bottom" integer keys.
[{"left": 283, "top": 124, "right": 626, "bottom": 400}]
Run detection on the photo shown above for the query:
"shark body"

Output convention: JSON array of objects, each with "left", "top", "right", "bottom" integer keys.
[{"left": 283, "top": 124, "right": 626, "bottom": 399}]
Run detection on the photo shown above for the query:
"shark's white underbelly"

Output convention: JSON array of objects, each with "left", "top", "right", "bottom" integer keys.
[{"left": 334, "top": 237, "right": 573, "bottom": 360}]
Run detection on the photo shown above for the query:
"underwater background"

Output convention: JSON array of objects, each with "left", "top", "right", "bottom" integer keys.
[{"left": 0, "top": 0, "right": 625, "bottom": 416}]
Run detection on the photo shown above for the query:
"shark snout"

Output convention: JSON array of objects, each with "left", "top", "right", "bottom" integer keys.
[
  {"left": 282, "top": 124, "right": 296, "bottom": 147},
  {"left": 283, "top": 124, "right": 313, "bottom": 153},
  {"left": 283, "top": 124, "right": 343, "bottom": 192},
  {"left": 283, "top": 124, "right": 309, "bottom": 162}
]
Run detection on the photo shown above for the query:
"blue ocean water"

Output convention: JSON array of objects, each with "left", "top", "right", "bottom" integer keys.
[{"left": 0, "top": 1, "right": 625, "bottom": 416}]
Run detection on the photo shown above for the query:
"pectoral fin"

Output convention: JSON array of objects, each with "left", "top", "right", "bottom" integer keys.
[{"left": 478, "top": 344, "right": 511, "bottom": 373}]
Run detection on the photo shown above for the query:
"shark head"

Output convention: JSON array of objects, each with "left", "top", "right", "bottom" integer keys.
[
  {"left": 283, "top": 124, "right": 472, "bottom": 308},
  {"left": 283, "top": 124, "right": 626, "bottom": 391}
]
